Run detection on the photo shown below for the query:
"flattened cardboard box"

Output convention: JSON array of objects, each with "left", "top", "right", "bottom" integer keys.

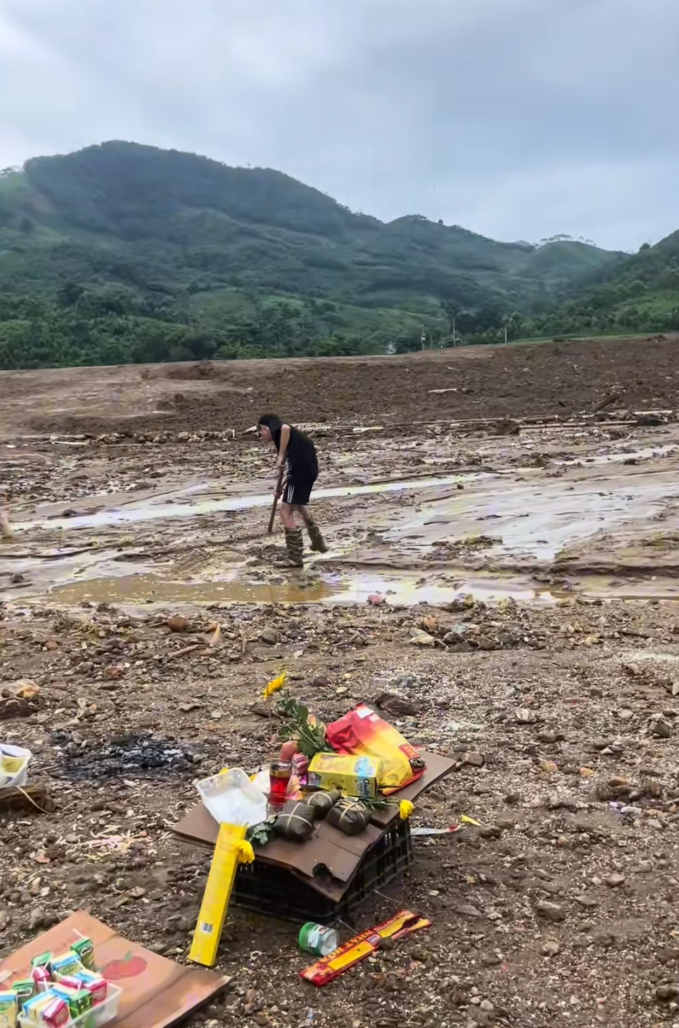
[
  {"left": 0, "top": 911, "right": 228, "bottom": 1028},
  {"left": 172, "top": 751, "right": 455, "bottom": 900}
]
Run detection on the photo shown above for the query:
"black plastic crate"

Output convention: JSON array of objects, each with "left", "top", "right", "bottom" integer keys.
[{"left": 233, "top": 818, "right": 413, "bottom": 923}]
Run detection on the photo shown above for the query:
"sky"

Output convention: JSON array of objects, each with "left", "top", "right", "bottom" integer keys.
[{"left": 1, "top": 0, "right": 677, "bottom": 252}]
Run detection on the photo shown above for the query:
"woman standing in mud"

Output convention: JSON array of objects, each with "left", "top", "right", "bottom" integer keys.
[{"left": 257, "top": 413, "right": 327, "bottom": 567}]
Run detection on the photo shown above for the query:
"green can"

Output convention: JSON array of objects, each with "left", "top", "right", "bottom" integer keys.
[{"left": 298, "top": 922, "right": 339, "bottom": 957}]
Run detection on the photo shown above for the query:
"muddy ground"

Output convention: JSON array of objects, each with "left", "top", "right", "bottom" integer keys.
[{"left": 3, "top": 337, "right": 679, "bottom": 1028}]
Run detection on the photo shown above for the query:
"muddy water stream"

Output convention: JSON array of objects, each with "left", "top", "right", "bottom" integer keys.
[
  {"left": 6, "top": 458, "right": 679, "bottom": 610},
  {"left": 17, "top": 472, "right": 494, "bottom": 532},
  {"left": 45, "top": 568, "right": 557, "bottom": 607}
]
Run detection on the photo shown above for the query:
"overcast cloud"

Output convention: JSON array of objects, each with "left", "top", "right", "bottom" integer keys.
[{"left": 1, "top": 0, "right": 677, "bottom": 251}]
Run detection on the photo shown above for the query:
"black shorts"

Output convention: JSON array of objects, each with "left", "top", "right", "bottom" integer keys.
[{"left": 284, "top": 475, "right": 316, "bottom": 506}]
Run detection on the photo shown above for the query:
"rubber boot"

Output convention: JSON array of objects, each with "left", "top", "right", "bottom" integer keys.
[
  {"left": 306, "top": 517, "right": 328, "bottom": 553},
  {"left": 275, "top": 528, "right": 304, "bottom": 568}
]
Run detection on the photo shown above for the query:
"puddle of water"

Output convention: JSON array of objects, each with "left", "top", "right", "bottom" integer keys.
[
  {"left": 17, "top": 472, "right": 494, "bottom": 532},
  {"left": 386, "top": 475, "right": 679, "bottom": 561},
  {"left": 45, "top": 568, "right": 556, "bottom": 608},
  {"left": 558, "top": 445, "right": 677, "bottom": 468}
]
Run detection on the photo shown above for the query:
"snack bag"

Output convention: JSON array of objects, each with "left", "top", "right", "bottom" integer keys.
[{"left": 325, "top": 704, "right": 425, "bottom": 793}]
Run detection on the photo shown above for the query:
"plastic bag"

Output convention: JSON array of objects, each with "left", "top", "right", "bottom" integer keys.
[
  {"left": 0, "top": 743, "right": 31, "bottom": 789},
  {"left": 326, "top": 704, "right": 425, "bottom": 793}
]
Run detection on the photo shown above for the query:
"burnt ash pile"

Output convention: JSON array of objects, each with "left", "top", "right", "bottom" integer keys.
[{"left": 51, "top": 732, "right": 201, "bottom": 780}]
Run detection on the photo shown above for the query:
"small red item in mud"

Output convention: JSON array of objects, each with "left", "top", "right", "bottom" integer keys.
[
  {"left": 268, "top": 759, "right": 292, "bottom": 806},
  {"left": 368, "top": 594, "right": 386, "bottom": 605}
]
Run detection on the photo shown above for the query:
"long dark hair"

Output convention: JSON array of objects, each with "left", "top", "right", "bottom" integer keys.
[{"left": 257, "top": 413, "right": 283, "bottom": 434}]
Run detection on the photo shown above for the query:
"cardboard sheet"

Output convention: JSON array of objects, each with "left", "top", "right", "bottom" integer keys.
[
  {"left": 0, "top": 911, "right": 229, "bottom": 1028},
  {"left": 172, "top": 750, "right": 454, "bottom": 900}
]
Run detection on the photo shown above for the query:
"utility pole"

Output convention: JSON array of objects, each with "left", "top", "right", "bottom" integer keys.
[
  {"left": 452, "top": 317, "right": 457, "bottom": 347},
  {"left": 421, "top": 326, "right": 426, "bottom": 351}
]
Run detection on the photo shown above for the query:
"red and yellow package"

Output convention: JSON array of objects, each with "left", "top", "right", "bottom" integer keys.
[{"left": 325, "top": 704, "right": 425, "bottom": 793}]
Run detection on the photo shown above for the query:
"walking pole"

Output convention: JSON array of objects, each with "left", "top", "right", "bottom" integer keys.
[{"left": 268, "top": 466, "right": 285, "bottom": 534}]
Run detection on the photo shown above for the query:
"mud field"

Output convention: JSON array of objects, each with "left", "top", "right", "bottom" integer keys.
[{"left": 3, "top": 336, "right": 679, "bottom": 1028}]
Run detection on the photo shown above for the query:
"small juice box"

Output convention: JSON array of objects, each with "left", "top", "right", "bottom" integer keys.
[
  {"left": 69, "top": 937, "right": 95, "bottom": 972},
  {"left": 0, "top": 991, "right": 18, "bottom": 1028},
  {"left": 50, "top": 951, "right": 83, "bottom": 980}
]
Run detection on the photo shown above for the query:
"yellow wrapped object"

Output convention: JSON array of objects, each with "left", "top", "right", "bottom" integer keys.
[{"left": 189, "top": 822, "right": 247, "bottom": 967}]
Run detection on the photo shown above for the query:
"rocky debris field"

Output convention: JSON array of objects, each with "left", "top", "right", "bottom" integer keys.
[
  {"left": 2, "top": 338, "right": 679, "bottom": 1028},
  {"left": 3, "top": 591, "right": 679, "bottom": 1028}
]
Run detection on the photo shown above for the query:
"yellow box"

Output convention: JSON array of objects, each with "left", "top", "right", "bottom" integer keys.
[
  {"left": 189, "top": 823, "right": 247, "bottom": 968},
  {"left": 307, "top": 753, "right": 381, "bottom": 799}
]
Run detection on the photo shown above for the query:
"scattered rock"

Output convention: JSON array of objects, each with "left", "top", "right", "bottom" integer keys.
[
  {"left": 373, "top": 692, "right": 420, "bottom": 717},
  {"left": 259, "top": 628, "right": 279, "bottom": 645},
  {"left": 410, "top": 630, "right": 437, "bottom": 648},
  {"left": 515, "top": 707, "right": 538, "bottom": 724},
  {"left": 0, "top": 679, "right": 41, "bottom": 719},
  {"left": 542, "top": 940, "right": 561, "bottom": 957},
  {"left": 656, "top": 984, "right": 679, "bottom": 1003},
  {"left": 29, "top": 907, "right": 46, "bottom": 931},
  {"left": 167, "top": 615, "right": 190, "bottom": 633},
  {"left": 463, "top": 751, "right": 485, "bottom": 768},
  {"left": 650, "top": 716, "right": 673, "bottom": 739},
  {"left": 606, "top": 874, "right": 626, "bottom": 888},
  {"left": 537, "top": 730, "right": 562, "bottom": 744},
  {"left": 536, "top": 901, "right": 565, "bottom": 923},
  {"left": 7, "top": 679, "right": 40, "bottom": 701},
  {"left": 456, "top": 903, "right": 483, "bottom": 919}
]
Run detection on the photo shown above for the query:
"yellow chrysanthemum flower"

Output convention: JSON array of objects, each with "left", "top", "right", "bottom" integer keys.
[
  {"left": 235, "top": 840, "right": 255, "bottom": 864},
  {"left": 399, "top": 800, "right": 414, "bottom": 820},
  {"left": 262, "top": 670, "right": 287, "bottom": 699}
]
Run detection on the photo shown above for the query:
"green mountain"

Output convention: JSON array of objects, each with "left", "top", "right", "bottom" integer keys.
[
  {"left": 508, "top": 230, "right": 679, "bottom": 341},
  {"left": 0, "top": 141, "right": 625, "bottom": 368}
]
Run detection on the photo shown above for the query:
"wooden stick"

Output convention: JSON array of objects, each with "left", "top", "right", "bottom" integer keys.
[{"left": 268, "top": 466, "right": 285, "bottom": 534}]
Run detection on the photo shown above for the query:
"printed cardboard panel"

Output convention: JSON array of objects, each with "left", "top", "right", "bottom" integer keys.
[{"left": 0, "top": 911, "right": 228, "bottom": 1028}]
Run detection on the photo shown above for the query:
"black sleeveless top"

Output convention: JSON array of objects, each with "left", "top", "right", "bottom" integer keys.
[{"left": 272, "top": 424, "right": 318, "bottom": 480}]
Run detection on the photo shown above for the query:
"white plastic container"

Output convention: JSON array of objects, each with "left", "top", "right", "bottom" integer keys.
[
  {"left": 0, "top": 743, "right": 31, "bottom": 788},
  {"left": 19, "top": 983, "right": 122, "bottom": 1028},
  {"left": 195, "top": 767, "right": 268, "bottom": 826}
]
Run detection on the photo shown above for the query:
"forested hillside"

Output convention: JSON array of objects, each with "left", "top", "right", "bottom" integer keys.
[{"left": 0, "top": 140, "right": 650, "bottom": 369}]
